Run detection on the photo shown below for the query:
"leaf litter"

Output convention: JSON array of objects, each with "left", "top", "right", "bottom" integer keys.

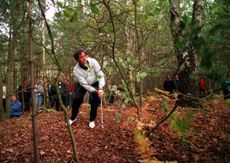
[{"left": 0, "top": 96, "right": 229, "bottom": 162}]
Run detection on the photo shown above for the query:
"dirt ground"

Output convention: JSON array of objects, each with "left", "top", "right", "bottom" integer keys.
[{"left": 0, "top": 97, "right": 229, "bottom": 162}]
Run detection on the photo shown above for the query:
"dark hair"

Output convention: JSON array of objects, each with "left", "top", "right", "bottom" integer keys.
[{"left": 74, "top": 49, "right": 87, "bottom": 61}]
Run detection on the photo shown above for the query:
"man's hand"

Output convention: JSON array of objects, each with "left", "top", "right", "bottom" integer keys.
[{"left": 96, "top": 90, "right": 103, "bottom": 98}]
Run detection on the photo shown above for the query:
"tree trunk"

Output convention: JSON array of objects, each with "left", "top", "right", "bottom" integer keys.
[
  {"left": 0, "top": 80, "right": 3, "bottom": 121},
  {"left": 28, "top": 0, "right": 40, "bottom": 162},
  {"left": 6, "top": 11, "right": 17, "bottom": 117},
  {"left": 169, "top": 0, "right": 205, "bottom": 94},
  {"left": 41, "top": 0, "right": 47, "bottom": 108},
  {"left": 133, "top": 0, "right": 142, "bottom": 119}
]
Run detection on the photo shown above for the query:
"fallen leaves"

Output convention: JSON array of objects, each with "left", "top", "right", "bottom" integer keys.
[{"left": 0, "top": 98, "right": 229, "bottom": 162}]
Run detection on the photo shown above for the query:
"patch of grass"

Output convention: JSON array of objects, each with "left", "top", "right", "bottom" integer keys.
[
  {"left": 127, "top": 116, "right": 136, "bottom": 121},
  {"left": 198, "top": 109, "right": 210, "bottom": 115},
  {"left": 181, "top": 137, "right": 190, "bottom": 150},
  {"left": 224, "top": 99, "right": 230, "bottom": 104},
  {"left": 171, "top": 118, "right": 189, "bottom": 134},
  {"left": 162, "top": 99, "right": 169, "bottom": 111},
  {"left": 113, "top": 112, "right": 122, "bottom": 124},
  {"left": 169, "top": 111, "right": 196, "bottom": 135}
]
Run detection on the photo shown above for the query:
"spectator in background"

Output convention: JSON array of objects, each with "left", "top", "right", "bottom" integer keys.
[
  {"left": 2, "top": 82, "right": 6, "bottom": 112},
  {"left": 174, "top": 74, "right": 180, "bottom": 92},
  {"left": 108, "top": 81, "right": 117, "bottom": 105},
  {"left": 34, "top": 79, "right": 44, "bottom": 110},
  {"left": 10, "top": 94, "right": 22, "bottom": 117},
  {"left": 222, "top": 70, "right": 230, "bottom": 99},
  {"left": 47, "top": 81, "right": 57, "bottom": 108},
  {"left": 199, "top": 76, "right": 206, "bottom": 97},
  {"left": 18, "top": 79, "right": 31, "bottom": 112},
  {"left": 55, "top": 77, "right": 68, "bottom": 111},
  {"left": 163, "top": 75, "right": 175, "bottom": 94},
  {"left": 65, "top": 77, "right": 74, "bottom": 109}
]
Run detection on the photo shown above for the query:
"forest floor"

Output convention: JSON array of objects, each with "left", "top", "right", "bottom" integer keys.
[{"left": 0, "top": 94, "right": 229, "bottom": 163}]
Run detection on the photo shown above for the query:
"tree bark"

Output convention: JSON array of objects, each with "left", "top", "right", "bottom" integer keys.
[
  {"left": 169, "top": 0, "right": 205, "bottom": 94},
  {"left": 28, "top": 0, "right": 40, "bottom": 162},
  {"left": 133, "top": 0, "right": 142, "bottom": 119}
]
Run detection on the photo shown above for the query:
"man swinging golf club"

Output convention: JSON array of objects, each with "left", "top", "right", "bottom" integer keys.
[{"left": 68, "top": 49, "right": 105, "bottom": 128}]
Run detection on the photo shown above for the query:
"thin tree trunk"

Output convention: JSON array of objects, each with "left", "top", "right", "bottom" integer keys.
[
  {"left": 41, "top": 0, "right": 47, "bottom": 108},
  {"left": 28, "top": 0, "right": 40, "bottom": 162},
  {"left": 6, "top": 17, "right": 16, "bottom": 117},
  {"left": 0, "top": 80, "right": 3, "bottom": 121},
  {"left": 55, "top": 82, "right": 79, "bottom": 162},
  {"left": 102, "top": 0, "right": 140, "bottom": 119},
  {"left": 36, "top": 0, "right": 79, "bottom": 161},
  {"left": 133, "top": 0, "right": 141, "bottom": 119}
]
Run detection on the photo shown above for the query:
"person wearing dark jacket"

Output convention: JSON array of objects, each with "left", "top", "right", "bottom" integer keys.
[
  {"left": 222, "top": 71, "right": 230, "bottom": 99},
  {"left": 10, "top": 95, "right": 22, "bottom": 117},
  {"left": 18, "top": 79, "right": 31, "bottom": 112},
  {"left": 47, "top": 81, "right": 56, "bottom": 108},
  {"left": 163, "top": 75, "right": 175, "bottom": 94}
]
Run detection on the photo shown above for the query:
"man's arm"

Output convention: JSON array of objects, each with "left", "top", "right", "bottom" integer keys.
[
  {"left": 92, "top": 58, "right": 105, "bottom": 89},
  {"left": 75, "top": 74, "right": 97, "bottom": 92}
]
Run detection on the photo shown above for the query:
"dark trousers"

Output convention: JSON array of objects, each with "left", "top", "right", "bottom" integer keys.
[
  {"left": 56, "top": 95, "right": 68, "bottom": 111},
  {"left": 108, "top": 94, "right": 115, "bottom": 104},
  {"left": 3, "top": 98, "right": 6, "bottom": 112},
  {"left": 71, "top": 82, "right": 101, "bottom": 122},
  {"left": 49, "top": 95, "right": 56, "bottom": 108}
]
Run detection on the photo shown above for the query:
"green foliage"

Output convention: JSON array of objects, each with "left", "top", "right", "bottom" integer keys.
[
  {"left": 201, "top": 0, "right": 230, "bottom": 68},
  {"left": 149, "top": 56, "right": 177, "bottom": 77},
  {"left": 127, "top": 116, "right": 136, "bottom": 122},
  {"left": 162, "top": 99, "right": 168, "bottom": 111},
  {"left": 181, "top": 137, "right": 190, "bottom": 149},
  {"left": 171, "top": 118, "right": 189, "bottom": 134},
  {"left": 136, "top": 71, "right": 148, "bottom": 82},
  {"left": 175, "top": 40, "right": 186, "bottom": 52},
  {"left": 205, "top": 64, "right": 228, "bottom": 82},
  {"left": 170, "top": 112, "right": 195, "bottom": 135},
  {"left": 113, "top": 112, "right": 122, "bottom": 124},
  {"left": 90, "top": 3, "right": 100, "bottom": 14},
  {"left": 193, "top": 37, "right": 206, "bottom": 50},
  {"left": 224, "top": 99, "right": 230, "bottom": 104},
  {"left": 200, "top": 50, "right": 213, "bottom": 69}
]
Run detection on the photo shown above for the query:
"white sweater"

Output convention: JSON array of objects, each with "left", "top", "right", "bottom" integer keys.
[
  {"left": 2, "top": 85, "right": 6, "bottom": 99},
  {"left": 73, "top": 57, "right": 105, "bottom": 92}
]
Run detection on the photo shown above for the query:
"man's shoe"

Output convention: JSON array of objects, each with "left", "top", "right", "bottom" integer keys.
[
  {"left": 68, "top": 119, "right": 76, "bottom": 125},
  {"left": 89, "top": 121, "right": 95, "bottom": 128}
]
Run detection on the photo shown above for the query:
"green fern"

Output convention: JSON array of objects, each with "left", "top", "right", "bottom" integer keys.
[
  {"left": 170, "top": 112, "right": 195, "bottom": 135},
  {"left": 171, "top": 118, "right": 189, "bottom": 134},
  {"left": 181, "top": 137, "right": 190, "bottom": 150}
]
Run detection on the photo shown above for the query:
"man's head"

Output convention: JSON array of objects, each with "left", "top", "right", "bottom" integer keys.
[
  {"left": 228, "top": 70, "right": 230, "bottom": 77},
  {"left": 36, "top": 79, "right": 41, "bottom": 84},
  {"left": 23, "top": 79, "right": 28, "bottom": 87},
  {"left": 11, "top": 95, "right": 17, "bottom": 102},
  {"left": 74, "top": 50, "right": 88, "bottom": 65}
]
